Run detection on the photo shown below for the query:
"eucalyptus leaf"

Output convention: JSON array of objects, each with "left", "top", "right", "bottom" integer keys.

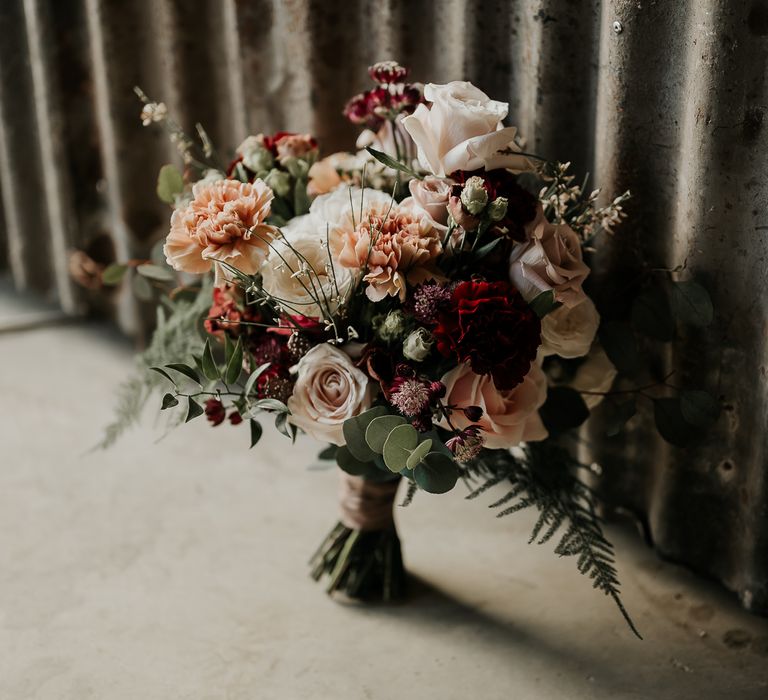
[
  {"left": 156, "top": 164, "right": 184, "bottom": 203},
  {"left": 336, "top": 445, "right": 380, "bottom": 478},
  {"left": 383, "top": 423, "right": 419, "bottom": 472},
  {"left": 414, "top": 452, "right": 459, "bottom": 494},
  {"left": 365, "top": 415, "right": 407, "bottom": 453},
  {"left": 598, "top": 321, "right": 641, "bottom": 375},
  {"left": 224, "top": 337, "right": 244, "bottom": 384},
  {"left": 165, "top": 363, "right": 201, "bottom": 385},
  {"left": 161, "top": 393, "right": 179, "bottom": 410},
  {"left": 185, "top": 397, "right": 204, "bottom": 423},
  {"left": 136, "top": 263, "right": 175, "bottom": 282},
  {"left": 317, "top": 445, "right": 338, "bottom": 461},
  {"left": 529, "top": 290, "right": 561, "bottom": 319},
  {"left": 342, "top": 406, "right": 390, "bottom": 462},
  {"left": 670, "top": 280, "right": 713, "bottom": 327},
  {"left": 249, "top": 419, "right": 263, "bottom": 448},
  {"left": 405, "top": 439, "right": 433, "bottom": 470},
  {"left": 102, "top": 263, "right": 128, "bottom": 286},
  {"left": 132, "top": 273, "right": 154, "bottom": 301},
  {"left": 631, "top": 285, "right": 675, "bottom": 341},
  {"left": 680, "top": 389, "right": 720, "bottom": 428},
  {"left": 539, "top": 386, "right": 590, "bottom": 434},
  {"left": 201, "top": 339, "right": 219, "bottom": 381},
  {"left": 604, "top": 398, "right": 637, "bottom": 437},
  {"left": 653, "top": 398, "right": 698, "bottom": 446}
]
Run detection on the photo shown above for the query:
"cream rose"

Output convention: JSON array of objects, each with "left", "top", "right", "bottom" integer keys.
[
  {"left": 261, "top": 215, "right": 355, "bottom": 320},
  {"left": 408, "top": 176, "right": 452, "bottom": 230},
  {"left": 540, "top": 297, "right": 600, "bottom": 358},
  {"left": 570, "top": 345, "right": 618, "bottom": 409},
  {"left": 287, "top": 344, "right": 372, "bottom": 445},
  {"left": 402, "top": 81, "right": 533, "bottom": 177},
  {"left": 509, "top": 216, "right": 590, "bottom": 308},
  {"left": 437, "top": 362, "right": 548, "bottom": 449}
]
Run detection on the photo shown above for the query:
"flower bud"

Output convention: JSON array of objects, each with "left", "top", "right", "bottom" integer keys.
[
  {"left": 368, "top": 60, "right": 408, "bottom": 85},
  {"left": 448, "top": 195, "right": 480, "bottom": 231},
  {"left": 487, "top": 196, "right": 509, "bottom": 222},
  {"left": 460, "top": 176, "right": 488, "bottom": 215},
  {"left": 284, "top": 157, "right": 310, "bottom": 179},
  {"left": 428, "top": 381, "right": 446, "bottom": 400},
  {"left": 376, "top": 310, "right": 407, "bottom": 342},
  {"left": 241, "top": 145, "right": 274, "bottom": 173},
  {"left": 264, "top": 168, "right": 292, "bottom": 197},
  {"left": 402, "top": 328, "right": 434, "bottom": 362},
  {"left": 462, "top": 405, "right": 484, "bottom": 422}
]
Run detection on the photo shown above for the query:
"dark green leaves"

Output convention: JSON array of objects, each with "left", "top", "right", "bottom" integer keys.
[
  {"left": 249, "top": 419, "right": 263, "bottom": 448},
  {"left": 653, "top": 390, "right": 719, "bottom": 446},
  {"left": 317, "top": 445, "right": 338, "bottom": 461},
  {"left": 293, "top": 179, "right": 311, "bottom": 216},
  {"left": 201, "top": 339, "right": 219, "bottom": 381},
  {"left": 680, "top": 389, "right": 720, "bottom": 427},
  {"left": 603, "top": 398, "right": 637, "bottom": 437},
  {"left": 185, "top": 397, "right": 204, "bottom": 423},
  {"left": 529, "top": 290, "right": 561, "bottom": 319},
  {"left": 382, "top": 424, "right": 419, "bottom": 472},
  {"left": 224, "top": 337, "right": 244, "bottom": 384},
  {"left": 136, "top": 263, "right": 175, "bottom": 282},
  {"left": 669, "top": 280, "right": 713, "bottom": 327},
  {"left": 102, "top": 263, "right": 128, "bottom": 286},
  {"left": 157, "top": 164, "right": 184, "bottom": 203},
  {"left": 336, "top": 445, "right": 381, "bottom": 478},
  {"left": 165, "top": 363, "right": 201, "bottom": 385},
  {"left": 631, "top": 286, "right": 675, "bottom": 341},
  {"left": 161, "top": 393, "right": 179, "bottom": 410},
  {"left": 599, "top": 321, "right": 641, "bottom": 375},
  {"left": 539, "top": 386, "right": 590, "bottom": 434},
  {"left": 365, "top": 146, "right": 420, "bottom": 178},
  {"left": 414, "top": 453, "right": 459, "bottom": 494},
  {"left": 342, "top": 406, "right": 389, "bottom": 462}
]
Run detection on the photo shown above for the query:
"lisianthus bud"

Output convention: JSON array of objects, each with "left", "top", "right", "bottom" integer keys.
[
  {"left": 448, "top": 195, "right": 480, "bottom": 231},
  {"left": 264, "top": 168, "right": 292, "bottom": 197},
  {"left": 487, "top": 196, "right": 509, "bottom": 222},
  {"left": 428, "top": 381, "right": 446, "bottom": 400},
  {"left": 402, "top": 328, "right": 434, "bottom": 362},
  {"left": 376, "top": 310, "right": 407, "bottom": 342},
  {"left": 460, "top": 176, "right": 488, "bottom": 215},
  {"left": 283, "top": 157, "right": 310, "bottom": 179},
  {"left": 241, "top": 144, "right": 274, "bottom": 173},
  {"left": 368, "top": 60, "right": 408, "bottom": 85}
]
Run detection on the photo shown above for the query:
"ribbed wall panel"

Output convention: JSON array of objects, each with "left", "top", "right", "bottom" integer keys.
[{"left": 0, "top": 0, "right": 765, "bottom": 612}]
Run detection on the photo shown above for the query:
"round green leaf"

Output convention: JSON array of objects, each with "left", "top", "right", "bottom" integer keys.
[
  {"left": 336, "top": 445, "right": 379, "bottom": 478},
  {"left": 680, "top": 390, "right": 720, "bottom": 428},
  {"left": 539, "top": 386, "right": 590, "bottom": 434},
  {"left": 405, "top": 439, "right": 433, "bottom": 470},
  {"left": 383, "top": 424, "right": 419, "bottom": 472},
  {"left": 598, "top": 321, "right": 641, "bottom": 375},
  {"left": 653, "top": 398, "right": 698, "bottom": 446},
  {"left": 366, "top": 415, "right": 407, "bottom": 453},
  {"left": 102, "top": 263, "right": 128, "bottom": 286},
  {"left": 157, "top": 164, "right": 184, "bottom": 203},
  {"left": 414, "top": 453, "right": 459, "bottom": 494},
  {"left": 161, "top": 393, "right": 179, "bottom": 410},
  {"left": 670, "top": 280, "right": 713, "bottom": 327},
  {"left": 342, "top": 406, "right": 389, "bottom": 462},
  {"left": 603, "top": 398, "right": 636, "bottom": 437},
  {"left": 631, "top": 285, "right": 675, "bottom": 341}
]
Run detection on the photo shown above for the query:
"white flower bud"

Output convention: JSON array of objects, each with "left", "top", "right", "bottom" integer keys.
[
  {"left": 264, "top": 168, "right": 292, "bottom": 197},
  {"left": 242, "top": 145, "right": 274, "bottom": 173},
  {"left": 402, "top": 328, "right": 434, "bottom": 362},
  {"left": 377, "top": 310, "right": 407, "bottom": 342},
  {"left": 459, "top": 176, "right": 488, "bottom": 214},
  {"left": 487, "top": 196, "right": 508, "bottom": 221}
]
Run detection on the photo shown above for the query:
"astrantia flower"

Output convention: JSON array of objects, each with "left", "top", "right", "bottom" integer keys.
[
  {"left": 321, "top": 187, "right": 443, "bottom": 302},
  {"left": 410, "top": 282, "right": 453, "bottom": 325},
  {"left": 446, "top": 430, "right": 485, "bottom": 463},
  {"left": 164, "top": 178, "right": 276, "bottom": 282},
  {"left": 433, "top": 280, "right": 541, "bottom": 390},
  {"left": 390, "top": 378, "right": 431, "bottom": 416}
]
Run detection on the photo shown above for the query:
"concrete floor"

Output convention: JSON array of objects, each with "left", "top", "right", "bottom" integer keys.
[{"left": 1, "top": 295, "right": 768, "bottom": 699}]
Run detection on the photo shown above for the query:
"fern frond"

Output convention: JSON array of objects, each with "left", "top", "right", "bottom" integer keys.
[{"left": 465, "top": 444, "right": 642, "bottom": 639}]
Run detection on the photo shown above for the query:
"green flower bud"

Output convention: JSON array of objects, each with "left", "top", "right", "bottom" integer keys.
[
  {"left": 487, "top": 196, "right": 509, "bottom": 222},
  {"left": 376, "top": 310, "right": 407, "bottom": 342},
  {"left": 460, "top": 176, "right": 488, "bottom": 215},
  {"left": 402, "top": 328, "right": 434, "bottom": 362},
  {"left": 242, "top": 145, "right": 274, "bottom": 172},
  {"left": 284, "top": 157, "right": 310, "bottom": 179},
  {"left": 264, "top": 168, "right": 292, "bottom": 197}
]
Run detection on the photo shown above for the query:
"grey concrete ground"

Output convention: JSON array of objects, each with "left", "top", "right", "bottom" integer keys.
[{"left": 1, "top": 293, "right": 768, "bottom": 699}]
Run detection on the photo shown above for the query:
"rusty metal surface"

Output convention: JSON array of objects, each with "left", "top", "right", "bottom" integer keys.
[{"left": 0, "top": 0, "right": 765, "bottom": 612}]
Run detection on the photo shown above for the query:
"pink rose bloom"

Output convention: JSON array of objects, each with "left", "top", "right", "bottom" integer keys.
[
  {"left": 408, "top": 176, "right": 453, "bottom": 231},
  {"left": 287, "top": 344, "right": 372, "bottom": 445},
  {"left": 509, "top": 214, "right": 590, "bottom": 308},
  {"left": 324, "top": 188, "right": 443, "bottom": 302},
  {"left": 275, "top": 133, "right": 317, "bottom": 164},
  {"left": 402, "top": 81, "right": 534, "bottom": 177},
  {"left": 437, "top": 362, "right": 548, "bottom": 449},
  {"left": 164, "top": 178, "right": 276, "bottom": 281}
]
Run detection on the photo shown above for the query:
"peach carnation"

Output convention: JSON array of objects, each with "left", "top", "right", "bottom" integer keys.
[
  {"left": 325, "top": 188, "right": 443, "bottom": 302},
  {"left": 164, "top": 178, "right": 276, "bottom": 281}
]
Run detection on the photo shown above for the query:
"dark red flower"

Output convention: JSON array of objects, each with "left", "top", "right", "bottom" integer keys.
[
  {"left": 205, "top": 284, "right": 262, "bottom": 339},
  {"left": 228, "top": 411, "right": 243, "bottom": 426},
  {"left": 433, "top": 280, "right": 541, "bottom": 390},
  {"left": 368, "top": 61, "right": 409, "bottom": 85},
  {"left": 204, "top": 399, "right": 226, "bottom": 426}
]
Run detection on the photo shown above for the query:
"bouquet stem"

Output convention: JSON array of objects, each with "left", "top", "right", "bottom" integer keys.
[{"left": 309, "top": 473, "right": 405, "bottom": 601}]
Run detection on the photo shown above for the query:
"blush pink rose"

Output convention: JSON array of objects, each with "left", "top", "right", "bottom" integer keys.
[
  {"left": 509, "top": 214, "right": 590, "bottom": 308},
  {"left": 437, "top": 362, "right": 548, "bottom": 449},
  {"left": 408, "top": 176, "right": 453, "bottom": 230},
  {"left": 164, "top": 178, "right": 276, "bottom": 281}
]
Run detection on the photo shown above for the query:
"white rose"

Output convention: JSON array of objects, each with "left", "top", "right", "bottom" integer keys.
[
  {"left": 402, "top": 81, "right": 534, "bottom": 177},
  {"left": 287, "top": 344, "right": 372, "bottom": 445},
  {"left": 509, "top": 216, "right": 590, "bottom": 308},
  {"left": 570, "top": 345, "right": 617, "bottom": 409},
  {"left": 261, "top": 215, "right": 355, "bottom": 321},
  {"left": 540, "top": 297, "right": 600, "bottom": 359}
]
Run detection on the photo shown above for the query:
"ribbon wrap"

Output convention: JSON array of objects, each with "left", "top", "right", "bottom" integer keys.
[{"left": 338, "top": 472, "right": 399, "bottom": 531}]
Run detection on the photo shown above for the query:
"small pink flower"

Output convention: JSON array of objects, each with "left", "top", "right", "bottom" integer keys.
[{"left": 164, "top": 178, "right": 276, "bottom": 281}]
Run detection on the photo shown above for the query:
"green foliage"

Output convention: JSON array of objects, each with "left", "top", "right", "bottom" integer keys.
[
  {"left": 365, "top": 146, "right": 420, "bottom": 179},
  {"left": 603, "top": 398, "right": 637, "bottom": 437},
  {"left": 102, "top": 263, "right": 128, "bottom": 286},
  {"left": 631, "top": 285, "right": 675, "bottom": 341},
  {"left": 539, "top": 386, "right": 590, "bottom": 434},
  {"left": 342, "top": 406, "right": 389, "bottom": 462},
  {"left": 161, "top": 393, "right": 179, "bottom": 410},
  {"left": 317, "top": 445, "right": 338, "bottom": 461},
  {"left": 598, "top": 321, "right": 640, "bottom": 376},
  {"left": 96, "top": 278, "right": 213, "bottom": 449},
  {"left": 365, "top": 415, "right": 407, "bottom": 452},
  {"left": 653, "top": 390, "right": 719, "bottom": 447},
  {"left": 136, "top": 263, "right": 175, "bottom": 282},
  {"left": 249, "top": 419, "right": 263, "bottom": 448},
  {"left": 414, "top": 453, "right": 459, "bottom": 494},
  {"left": 156, "top": 164, "right": 184, "bottom": 203},
  {"left": 669, "top": 280, "right": 713, "bottom": 327},
  {"left": 529, "top": 290, "right": 561, "bottom": 318},
  {"left": 382, "top": 424, "right": 419, "bottom": 472},
  {"left": 185, "top": 397, "right": 204, "bottom": 422},
  {"left": 465, "top": 444, "right": 641, "bottom": 639}
]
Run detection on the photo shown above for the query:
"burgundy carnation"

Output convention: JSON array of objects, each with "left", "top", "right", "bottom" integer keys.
[{"left": 433, "top": 280, "right": 541, "bottom": 390}]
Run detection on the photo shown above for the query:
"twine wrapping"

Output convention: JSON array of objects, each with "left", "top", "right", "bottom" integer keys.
[{"left": 338, "top": 472, "right": 400, "bottom": 531}]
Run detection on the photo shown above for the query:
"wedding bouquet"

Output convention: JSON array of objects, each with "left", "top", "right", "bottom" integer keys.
[{"left": 102, "top": 61, "right": 720, "bottom": 638}]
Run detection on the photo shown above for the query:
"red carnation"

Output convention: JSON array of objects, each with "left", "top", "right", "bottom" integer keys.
[{"left": 433, "top": 280, "right": 541, "bottom": 390}]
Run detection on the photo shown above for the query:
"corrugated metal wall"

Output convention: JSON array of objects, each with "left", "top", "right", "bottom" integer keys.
[{"left": 1, "top": 0, "right": 766, "bottom": 612}]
